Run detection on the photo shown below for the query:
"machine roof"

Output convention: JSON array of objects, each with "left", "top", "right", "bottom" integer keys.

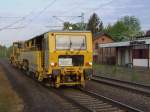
[
  {"left": 99, "top": 38, "right": 150, "bottom": 48},
  {"left": 27, "top": 30, "right": 91, "bottom": 41}
]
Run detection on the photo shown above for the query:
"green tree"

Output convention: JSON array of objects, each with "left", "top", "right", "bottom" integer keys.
[
  {"left": 0, "top": 45, "right": 8, "bottom": 58},
  {"left": 86, "top": 13, "right": 103, "bottom": 35},
  {"left": 7, "top": 46, "right": 13, "bottom": 57},
  {"left": 104, "top": 22, "right": 128, "bottom": 41},
  {"left": 121, "top": 16, "right": 143, "bottom": 38},
  {"left": 63, "top": 22, "right": 72, "bottom": 30},
  {"left": 63, "top": 22, "right": 86, "bottom": 30},
  {"left": 104, "top": 16, "right": 143, "bottom": 41}
]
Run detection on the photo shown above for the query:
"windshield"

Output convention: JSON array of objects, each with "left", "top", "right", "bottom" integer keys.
[{"left": 56, "top": 35, "right": 86, "bottom": 50}]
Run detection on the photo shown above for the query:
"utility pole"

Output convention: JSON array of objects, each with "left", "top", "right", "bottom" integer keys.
[
  {"left": 81, "top": 13, "right": 84, "bottom": 24},
  {"left": 81, "top": 12, "right": 85, "bottom": 30},
  {"left": 52, "top": 13, "right": 85, "bottom": 31}
]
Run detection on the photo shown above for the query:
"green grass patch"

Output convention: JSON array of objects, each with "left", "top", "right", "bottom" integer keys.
[{"left": 93, "top": 63, "right": 150, "bottom": 85}]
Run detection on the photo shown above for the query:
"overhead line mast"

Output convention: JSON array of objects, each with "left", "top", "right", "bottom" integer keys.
[{"left": 52, "top": 12, "right": 85, "bottom": 30}]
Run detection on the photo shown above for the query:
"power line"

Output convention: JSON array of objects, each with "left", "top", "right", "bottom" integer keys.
[
  {"left": 24, "top": 0, "right": 57, "bottom": 25},
  {"left": 5, "top": 26, "right": 25, "bottom": 29},
  {"left": 0, "top": 1, "right": 111, "bottom": 31},
  {"left": 20, "top": 0, "right": 57, "bottom": 32},
  {"left": 53, "top": 16, "right": 82, "bottom": 17},
  {"left": 92, "top": 0, "right": 113, "bottom": 12},
  {"left": 0, "top": 16, "right": 24, "bottom": 19},
  {"left": 45, "top": 25, "right": 63, "bottom": 28},
  {"left": 84, "top": 0, "right": 114, "bottom": 15},
  {"left": 0, "top": 0, "right": 57, "bottom": 31},
  {"left": 0, "top": 12, "right": 33, "bottom": 31},
  {"left": 52, "top": 13, "right": 83, "bottom": 23},
  {"left": 50, "top": 1, "right": 112, "bottom": 30},
  {"left": 53, "top": 16, "right": 65, "bottom": 23}
]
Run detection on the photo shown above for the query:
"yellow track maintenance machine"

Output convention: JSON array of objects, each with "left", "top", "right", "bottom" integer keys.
[{"left": 10, "top": 31, "right": 93, "bottom": 88}]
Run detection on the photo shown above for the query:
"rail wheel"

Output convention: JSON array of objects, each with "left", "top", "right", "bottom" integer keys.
[
  {"left": 38, "top": 73, "right": 44, "bottom": 82},
  {"left": 80, "top": 74, "right": 85, "bottom": 87},
  {"left": 18, "top": 63, "right": 23, "bottom": 69},
  {"left": 23, "top": 61, "right": 29, "bottom": 71},
  {"left": 55, "top": 75, "right": 60, "bottom": 88},
  {"left": 35, "top": 71, "right": 39, "bottom": 79}
]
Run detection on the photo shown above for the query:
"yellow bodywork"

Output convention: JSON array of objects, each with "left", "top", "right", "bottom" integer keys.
[{"left": 10, "top": 31, "right": 93, "bottom": 88}]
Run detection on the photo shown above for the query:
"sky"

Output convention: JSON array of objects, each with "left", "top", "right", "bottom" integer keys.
[{"left": 0, "top": 0, "right": 150, "bottom": 46}]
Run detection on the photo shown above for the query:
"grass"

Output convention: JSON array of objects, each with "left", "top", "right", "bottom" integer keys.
[
  {"left": 93, "top": 63, "right": 150, "bottom": 85},
  {"left": 0, "top": 67, "right": 23, "bottom": 112}
]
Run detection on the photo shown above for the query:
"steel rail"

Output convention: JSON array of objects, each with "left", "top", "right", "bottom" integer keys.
[
  {"left": 8, "top": 62, "right": 145, "bottom": 112},
  {"left": 92, "top": 75, "right": 150, "bottom": 96},
  {"left": 80, "top": 88, "right": 144, "bottom": 112}
]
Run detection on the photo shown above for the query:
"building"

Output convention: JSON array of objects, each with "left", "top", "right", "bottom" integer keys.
[
  {"left": 99, "top": 36, "right": 150, "bottom": 69},
  {"left": 93, "top": 32, "right": 115, "bottom": 64}
]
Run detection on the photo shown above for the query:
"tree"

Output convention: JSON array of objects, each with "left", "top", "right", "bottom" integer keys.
[
  {"left": 63, "top": 22, "right": 86, "bottom": 30},
  {"left": 104, "top": 16, "right": 143, "bottom": 41},
  {"left": 120, "top": 16, "right": 143, "bottom": 38},
  {"left": 7, "top": 46, "right": 13, "bottom": 57},
  {"left": 104, "top": 22, "right": 128, "bottom": 41},
  {"left": 63, "top": 22, "right": 72, "bottom": 30},
  {"left": 86, "top": 13, "right": 103, "bottom": 35},
  {"left": 0, "top": 45, "right": 8, "bottom": 58}
]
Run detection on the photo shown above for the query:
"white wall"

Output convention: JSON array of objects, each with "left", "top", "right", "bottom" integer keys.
[
  {"left": 133, "top": 59, "right": 148, "bottom": 67},
  {"left": 125, "top": 48, "right": 130, "bottom": 64}
]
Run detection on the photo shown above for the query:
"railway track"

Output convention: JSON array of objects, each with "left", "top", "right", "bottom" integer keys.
[
  {"left": 92, "top": 75, "right": 150, "bottom": 96},
  {"left": 54, "top": 88, "right": 144, "bottom": 112},
  {"left": 9, "top": 64, "right": 144, "bottom": 112}
]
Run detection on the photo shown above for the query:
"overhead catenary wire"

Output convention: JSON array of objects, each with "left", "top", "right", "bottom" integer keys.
[
  {"left": 0, "top": 12, "right": 33, "bottom": 31},
  {"left": 0, "top": 0, "right": 112, "bottom": 32},
  {"left": 86, "top": 0, "right": 114, "bottom": 14},
  {"left": 52, "top": 13, "right": 83, "bottom": 24},
  {"left": 49, "top": 1, "right": 113, "bottom": 30},
  {"left": 23, "top": 0, "right": 57, "bottom": 26},
  {"left": 0, "top": 16, "right": 24, "bottom": 19},
  {"left": 0, "top": 0, "right": 57, "bottom": 31},
  {"left": 5, "top": 26, "right": 26, "bottom": 29},
  {"left": 0, "top": 0, "right": 100, "bottom": 31},
  {"left": 45, "top": 25, "right": 63, "bottom": 27}
]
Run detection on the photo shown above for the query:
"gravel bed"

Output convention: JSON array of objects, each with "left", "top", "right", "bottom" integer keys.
[
  {"left": 85, "top": 80, "right": 150, "bottom": 112},
  {"left": 0, "top": 59, "right": 82, "bottom": 112}
]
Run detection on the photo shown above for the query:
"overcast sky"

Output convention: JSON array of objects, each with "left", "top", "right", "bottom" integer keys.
[{"left": 0, "top": 0, "right": 150, "bottom": 46}]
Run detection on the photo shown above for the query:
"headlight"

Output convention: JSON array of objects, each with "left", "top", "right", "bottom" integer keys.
[
  {"left": 86, "top": 62, "right": 93, "bottom": 66},
  {"left": 89, "top": 62, "right": 92, "bottom": 66},
  {"left": 50, "top": 62, "right": 57, "bottom": 67},
  {"left": 51, "top": 62, "right": 55, "bottom": 66}
]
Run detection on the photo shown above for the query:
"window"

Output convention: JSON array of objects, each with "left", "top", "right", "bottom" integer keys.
[
  {"left": 132, "top": 49, "right": 148, "bottom": 59},
  {"left": 56, "top": 35, "right": 86, "bottom": 50},
  {"left": 102, "top": 38, "right": 105, "bottom": 41}
]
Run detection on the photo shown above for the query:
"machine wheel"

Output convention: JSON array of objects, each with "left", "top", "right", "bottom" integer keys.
[
  {"left": 38, "top": 73, "right": 44, "bottom": 82},
  {"left": 55, "top": 75, "right": 60, "bottom": 88},
  {"left": 35, "top": 71, "right": 39, "bottom": 79},
  {"left": 23, "top": 60, "right": 29, "bottom": 71},
  {"left": 18, "top": 63, "right": 23, "bottom": 69}
]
